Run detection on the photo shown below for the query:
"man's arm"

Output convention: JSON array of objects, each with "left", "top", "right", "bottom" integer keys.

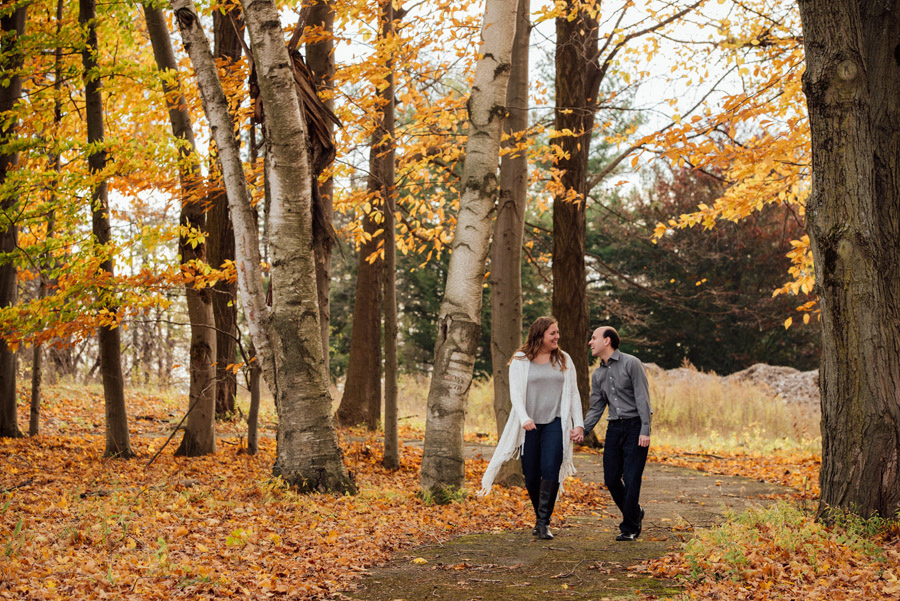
[
  {"left": 582, "top": 370, "right": 608, "bottom": 435},
  {"left": 630, "top": 359, "right": 652, "bottom": 438}
]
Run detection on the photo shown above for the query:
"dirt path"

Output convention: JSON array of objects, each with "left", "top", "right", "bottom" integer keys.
[{"left": 336, "top": 448, "right": 789, "bottom": 601}]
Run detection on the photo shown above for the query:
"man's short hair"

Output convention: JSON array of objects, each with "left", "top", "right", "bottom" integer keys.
[{"left": 602, "top": 326, "right": 620, "bottom": 349}]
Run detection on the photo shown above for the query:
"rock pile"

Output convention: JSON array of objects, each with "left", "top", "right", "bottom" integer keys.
[
  {"left": 643, "top": 362, "right": 820, "bottom": 405},
  {"left": 724, "top": 364, "right": 819, "bottom": 405}
]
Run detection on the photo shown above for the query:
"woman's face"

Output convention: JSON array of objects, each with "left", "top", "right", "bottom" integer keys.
[{"left": 540, "top": 322, "right": 560, "bottom": 352}]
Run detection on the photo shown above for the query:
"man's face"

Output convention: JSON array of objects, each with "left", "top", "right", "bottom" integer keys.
[{"left": 588, "top": 327, "right": 606, "bottom": 357}]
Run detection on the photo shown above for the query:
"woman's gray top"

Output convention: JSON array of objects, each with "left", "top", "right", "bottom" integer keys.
[{"left": 525, "top": 360, "right": 565, "bottom": 424}]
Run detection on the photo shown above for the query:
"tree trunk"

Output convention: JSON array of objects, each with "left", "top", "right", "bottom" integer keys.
[
  {"left": 29, "top": 0, "right": 64, "bottom": 437},
  {"left": 797, "top": 0, "right": 900, "bottom": 519},
  {"left": 144, "top": 4, "right": 218, "bottom": 456},
  {"left": 239, "top": 0, "right": 354, "bottom": 493},
  {"left": 210, "top": 3, "right": 243, "bottom": 419},
  {"left": 375, "top": 0, "right": 400, "bottom": 470},
  {"left": 489, "top": 0, "right": 530, "bottom": 488},
  {"left": 0, "top": 5, "right": 25, "bottom": 439},
  {"left": 335, "top": 209, "right": 382, "bottom": 428},
  {"left": 172, "top": 0, "right": 354, "bottom": 493},
  {"left": 247, "top": 343, "right": 261, "bottom": 455},
  {"left": 552, "top": 4, "right": 597, "bottom": 423},
  {"left": 305, "top": 0, "right": 335, "bottom": 377},
  {"left": 420, "top": 0, "right": 518, "bottom": 498},
  {"left": 80, "top": 0, "right": 134, "bottom": 458}
]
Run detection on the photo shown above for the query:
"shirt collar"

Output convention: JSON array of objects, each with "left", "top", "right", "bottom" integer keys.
[{"left": 601, "top": 349, "right": 621, "bottom": 367}]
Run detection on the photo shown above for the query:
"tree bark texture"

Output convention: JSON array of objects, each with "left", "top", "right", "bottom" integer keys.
[
  {"left": 0, "top": 5, "right": 25, "bottom": 439},
  {"left": 305, "top": 0, "right": 336, "bottom": 375},
  {"left": 798, "top": 0, "right": 900, "bottom": 518},
  {"left": 375, "top": 0, "right": 400, "bottom": 470},
  {"left": 80, "top": 0, "right": 134, "bottom": 457},
  {"left": 489, "top": 0, "right": 530, "bottom": 488},
  {"left": 210, "top": 3, "right": 243, "bottom": 418},
  {"left": 420, "top": 0, "right": 518, "bottom": 496},
  {"left": 238, "top": 0, "right": 354, "bottom": 493},
  {"left": 552, "top": 5, "right": 598, "bottom": 418},
  {"left": 247, "top": 343, "right": 261, "bottom": 454},
  {"left": 144, "top": 4, "right": 218, "bottom": 456}
]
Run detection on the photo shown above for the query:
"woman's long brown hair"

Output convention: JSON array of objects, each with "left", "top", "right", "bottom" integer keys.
[{"left": 509, "top": 316, "right": 567, "bottom": 369}]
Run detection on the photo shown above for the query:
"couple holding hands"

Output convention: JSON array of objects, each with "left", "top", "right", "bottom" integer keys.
[{"left": 479, "top": 316, "right": 652, "bottom": 541}]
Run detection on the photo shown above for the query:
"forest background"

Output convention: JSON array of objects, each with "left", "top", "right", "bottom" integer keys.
[{"left": 2, "top": 0, "right": 899, "bottom": 599}]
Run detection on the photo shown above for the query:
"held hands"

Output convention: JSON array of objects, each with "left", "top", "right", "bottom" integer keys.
[
  {"left": 638, "top": 435, "right": 651, "bottom": 447},
  {"left": 523, "top": 420, "right": 536, "bottom": 431},
  {"left": 569, "top": 426, "right": 584, "bottom": 443}
]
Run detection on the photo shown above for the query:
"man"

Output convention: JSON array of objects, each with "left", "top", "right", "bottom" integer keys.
[{"left": 570, "top": 326, "right": 652, "bottom": 541}]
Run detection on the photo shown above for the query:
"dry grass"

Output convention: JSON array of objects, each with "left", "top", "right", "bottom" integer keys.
[{"left": 384, "top": 364, "right": 822, "bottom": 454}]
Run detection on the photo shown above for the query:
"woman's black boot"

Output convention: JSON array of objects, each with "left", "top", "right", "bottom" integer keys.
[
  {"left": 526, "top": 481, "right": 541, "bottom": 535},
  {"left": 536, "top": 479, "right": 560, "bottom": 540}
]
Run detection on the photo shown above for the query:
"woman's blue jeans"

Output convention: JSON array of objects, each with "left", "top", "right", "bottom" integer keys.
[{"left": 521, "top": 417, "right": 563, "bottom": 486}]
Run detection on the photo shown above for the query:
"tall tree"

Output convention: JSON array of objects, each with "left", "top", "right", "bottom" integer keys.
[
  {"left": 80, "top": 0, "right": 133, "bottom": 457},
  {"left": 209, "top": 1, "right": 242, "bottom": 419},
  {"left": 172, "top": 0, "right": 354, "bottom": 492},
  {"left": 305, "top": 0, "right": 335, "bottom": 376},
  {"left": 335, "top": 2, "right": 399, "bottom": 430},
  {"left": 0, "top": 3, "right": 26, "bottom": 439},
  {"left": 144, "top": 3, "right": 217, "bottom": 456},
  {"left": 489, "top": 0, "right": 529, "bottom": 487},
  {"left": 552, "top": 1, "right": 596, "bottom": 420},
  {"left": 797, "top": 0, "right": 900, "bottom": 518},
  {"left": 420, "top": 0, "right": 518, "bottom": 498},
  {"left": 30, "top": 0, "right": 65, "bottom": 437},
  {"left": 334, "top": 204, "right": 382, "bottom": 429},
  {"left": 377, "top": 0, "right": 399, "bottom": 470}
]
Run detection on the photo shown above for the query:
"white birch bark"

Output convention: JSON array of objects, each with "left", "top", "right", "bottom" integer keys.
[
  {"left": 171, "top": 0, "right": 272, "bottom": 389},
  {"left": 173, "top": 0, "right": 353, "bottom": 492},
  {"left": 239, "top": 0, "right": 354, "bottom": 492},
  {"left": 420, "top": 0, "right": 518, "bottom": 496}
]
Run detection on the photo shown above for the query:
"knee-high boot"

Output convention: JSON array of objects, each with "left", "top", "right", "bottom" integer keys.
[
  {"left": 536, "top": 479, "right": 560, "bottom": 540},
  {"left": 526, "top": 480, "right": 541, "bottom": 535}
]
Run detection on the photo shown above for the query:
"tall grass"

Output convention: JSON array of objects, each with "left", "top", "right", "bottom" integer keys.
[
  {"left": 647, "top": 367, "right": 820, "bottom": 453},
  {"left": 385, "top": 364, "right": 820, "bottom": 452}
]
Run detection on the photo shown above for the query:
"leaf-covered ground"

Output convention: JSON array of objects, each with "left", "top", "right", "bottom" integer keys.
[
  {"left": 2, "top": 385, "right": 897, "bottom": 600},
  {"left": 0, "top": 385, "right": 604, "bottom": 600}
]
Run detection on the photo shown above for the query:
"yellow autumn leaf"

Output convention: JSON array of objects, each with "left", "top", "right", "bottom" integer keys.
[{"left": 412, "top": 557, "right": 428, "bottom": 565}]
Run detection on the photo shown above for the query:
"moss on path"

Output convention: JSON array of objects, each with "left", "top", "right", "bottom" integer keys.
[{"left": 336, "top": 450, "right": 789, "bottom": 601}]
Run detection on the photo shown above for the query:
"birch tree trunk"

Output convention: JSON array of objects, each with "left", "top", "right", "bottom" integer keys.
[
  {"left": 797, "top": 0, "right": 900, "bottom": 518},
  {"left": 172, "top": 0, "right": 353, "bottom": 492},
  {"left": 0, "top": 5, "right": 25, "bottom": 439},
  {"left": 144, "top": 4, "right": 217, "bottom": 456},
  {"left": 210, "top": 4, "right": 242, "bottom": 418},
  {"left": 489, "top": 0, "right": 530, "bottom": 488},
  {"left": 240, "top": 0, "right": 354, "bottom": 493},
  {"left": 552, "top": 2, "right": 597, "bottom": 422},
  {"left": 305, "top": 0, "right": 336, "bottom": 375},
  {"left": 420, "top": 0, "right": 518, "bottom": 497},
  {"left": 80, "top": 0, "right": 134, "bottom": 457}
]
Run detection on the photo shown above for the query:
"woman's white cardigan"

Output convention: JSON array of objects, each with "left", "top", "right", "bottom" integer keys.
[{"left": 478, "top": 350, "right": 584, "bottom": 496}]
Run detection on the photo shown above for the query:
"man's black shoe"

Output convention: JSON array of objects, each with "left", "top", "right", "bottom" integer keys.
[
  {"left": 616, "top": 532, "right": 638, "bottom": 542},
  {"left": 637, "top": 506, "right": 645, "bottom": 537}
]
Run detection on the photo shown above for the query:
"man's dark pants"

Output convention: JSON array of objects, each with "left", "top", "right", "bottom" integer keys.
[{"left": 603, "top": 416, "right": 648, "bottom": 535}]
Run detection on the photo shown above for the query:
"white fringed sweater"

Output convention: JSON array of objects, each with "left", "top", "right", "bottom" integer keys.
[{"left": 478, "top": 350, "right": 584, "bottom": 496}]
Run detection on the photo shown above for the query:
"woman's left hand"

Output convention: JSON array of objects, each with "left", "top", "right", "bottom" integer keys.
[{"left": 570, "top": 427, "right": 584, "bottom": 443}]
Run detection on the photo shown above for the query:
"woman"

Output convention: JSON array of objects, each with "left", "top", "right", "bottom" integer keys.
[{"left": 479, "top": 316, "right": 584, "bottom": 539}]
